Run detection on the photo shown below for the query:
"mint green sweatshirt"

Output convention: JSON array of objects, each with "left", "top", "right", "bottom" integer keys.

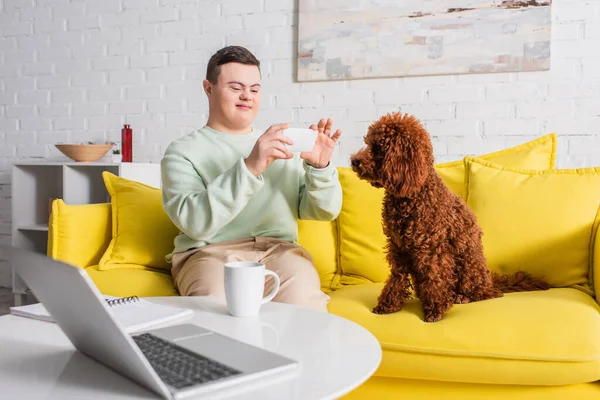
[{"left": 161, "top": 125, "right": 342, "bottom": 260}]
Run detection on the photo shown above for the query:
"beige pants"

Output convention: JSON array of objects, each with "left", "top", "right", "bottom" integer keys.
[{"left": 171, "top": 237, "right": 330, "bottom": 312}]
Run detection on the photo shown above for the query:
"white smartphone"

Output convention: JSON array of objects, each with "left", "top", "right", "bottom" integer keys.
[{"left": 282, "top": 128, "right": 318, "bottom": 153}]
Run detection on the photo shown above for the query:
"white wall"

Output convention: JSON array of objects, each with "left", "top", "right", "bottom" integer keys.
[{"left": 1, "top": 0, "right": 599, "bottom": 286}]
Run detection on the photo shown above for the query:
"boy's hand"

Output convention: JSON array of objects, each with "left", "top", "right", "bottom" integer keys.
[
  {"left": 244, "top": 123, "right": 293, "bottom": 176},
  {"left": 301, "top": 118, "right": 342, "bottom": 168}
]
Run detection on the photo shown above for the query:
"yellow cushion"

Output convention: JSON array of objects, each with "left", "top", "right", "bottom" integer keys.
[
  {"left": 85, "top": 265, "right": 178, "bottom": 297},
  {"left": 328, "top": 283, "right": 600, "bottom": 386},
  {"left": 335, "top": 134, "right": 557, "bottom": 288},
  {"left": 437, "top": 133, "right": 556, "bottom": 199},
  {"left": 337, "top": 167, "right": 389, "bottom": 288},
  {"left": 343, "top": 377, "right": 600, "bottom": 400},
  {"left": 298, "top": 219, "right": 339, "bottom": 292},
  {"left": 98, "top": 172, "right": 180, "bottom": 272},
  {"left": 48, "top": 199, "right": 112, "bottom": 268},
  {"left": 464, "top": 157, "right": 600, "bottom": 295},
  {"left": 595, "top": 224, "right": 600, "bottom": 304}
]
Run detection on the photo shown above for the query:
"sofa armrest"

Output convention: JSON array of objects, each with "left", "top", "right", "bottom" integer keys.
[{"left": 48, "top": 199, "right": 112, "bottom": 268}]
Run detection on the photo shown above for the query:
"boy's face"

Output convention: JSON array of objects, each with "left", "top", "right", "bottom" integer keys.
[{"left": 204, "top": 62, "right": 262, "bottom": 130}]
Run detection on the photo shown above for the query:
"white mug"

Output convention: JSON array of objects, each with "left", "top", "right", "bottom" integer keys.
[{"left": 224, "top": 261, "right": 280, "bottom": 318}]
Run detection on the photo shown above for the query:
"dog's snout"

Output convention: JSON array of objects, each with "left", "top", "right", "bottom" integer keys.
[{"left": 351, "top": 158, "right": 360, "bottom": 167}]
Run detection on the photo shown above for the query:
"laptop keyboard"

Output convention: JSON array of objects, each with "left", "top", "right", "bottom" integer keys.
[{"left": 132, "top": 333, "right": 242, "bottom": 390}]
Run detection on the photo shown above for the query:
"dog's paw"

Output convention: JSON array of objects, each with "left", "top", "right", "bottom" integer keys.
[
  {"left": 372, "top": 305, "right": 393, "bottom": 314},
  {"left": 424, "top": 312, "right": 444, "bottom": 323},
  {"left": 471, "top": 288, "right": 503, "bottom": 301}
]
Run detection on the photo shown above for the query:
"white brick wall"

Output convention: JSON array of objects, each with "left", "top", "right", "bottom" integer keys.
[{"left": 1, "top": 1, "right": 600, "bottom": 287}]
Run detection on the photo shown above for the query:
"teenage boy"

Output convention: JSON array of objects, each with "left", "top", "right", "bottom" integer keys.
[{"left": 161, "top": 46, "right": 342, "bottom": 311}]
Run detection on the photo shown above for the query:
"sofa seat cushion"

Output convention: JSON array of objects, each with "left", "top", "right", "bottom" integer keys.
[
  {"left": 328, "top": 283, "right": 600, "bottom": 386},
  {"left": 85, "top": 265, "right": 178, "bottom": 298},
  {"left": 343, "top": 377, "right": 600, "bottom": 400}
]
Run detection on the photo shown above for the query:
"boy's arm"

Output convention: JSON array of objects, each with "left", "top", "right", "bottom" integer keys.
[
  {"left": 161, "top": 151, "right": 263, "bottom": 241},
  {"left": 298, "top": 161, "right": 342, "bottom": 221}
]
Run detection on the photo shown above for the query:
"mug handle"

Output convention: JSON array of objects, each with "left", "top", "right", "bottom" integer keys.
[{"left": 262, "top": 270, "right": 280, "bottom": 304}]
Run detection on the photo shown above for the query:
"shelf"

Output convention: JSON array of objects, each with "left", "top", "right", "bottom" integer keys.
[
  {"left": 18, "top": 224, "right": 49, "bottom": 232},
  {"left": 10, "top": 161, "right": 162, "bottom": 300},
  {"left": 13, "top": 160, "right": 154, "bottom": 167},
  {"left": 12, "top": 288, "right": 32, "bottom": 295}
]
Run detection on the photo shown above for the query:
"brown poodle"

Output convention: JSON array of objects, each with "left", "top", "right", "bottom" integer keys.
[{"left": 350, "top": 112, "right": 549, "bottom": 322}]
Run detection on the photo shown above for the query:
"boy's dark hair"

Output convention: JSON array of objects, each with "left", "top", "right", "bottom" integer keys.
[{"left": 206, "top": 46, "right": 260, "bottom": 84}]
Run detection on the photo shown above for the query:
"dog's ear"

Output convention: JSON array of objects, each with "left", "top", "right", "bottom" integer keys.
[{"left": 382, "top": 134, "right": 430, "bottom": 198}]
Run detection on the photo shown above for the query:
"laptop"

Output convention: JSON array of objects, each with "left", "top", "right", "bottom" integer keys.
[{"left": 2, "top": 245, "right": 298, "bottom": 399}]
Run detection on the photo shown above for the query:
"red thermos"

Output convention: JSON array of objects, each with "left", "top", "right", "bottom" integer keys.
[{"left": 121, "top": 124, "right": 132, "bottom": 162}]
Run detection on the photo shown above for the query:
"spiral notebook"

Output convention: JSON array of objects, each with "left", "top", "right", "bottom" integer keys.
[{"left": 10, "top": 295, "right": 194, "bottom": 333}]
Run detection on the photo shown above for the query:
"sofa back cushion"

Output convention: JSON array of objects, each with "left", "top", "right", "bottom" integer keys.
[
  {"left": 595, "top": 229, "right": 600, "bottom": 304},
  {"left": 334, "top": 134, "right": 558, "bottom": 288},
  {"left": 336, "top": 168, "right": 389, "bottom": 288},
  {"left": 437, "top": 133, "right": 556, "bottom": 199},
  {"left": 297, "top": 219, "right": 339, "bottom": 292},
  {"left": 465, "top": 156, "right": 600, "bottom": 296},
  {"left": 98, "top": 172, "right": 180, "bottom": 272}
]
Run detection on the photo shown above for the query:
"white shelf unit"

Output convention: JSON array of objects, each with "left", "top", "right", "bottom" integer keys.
[{"left": 11, "top": 161, "right": 162, "bottom": 305}]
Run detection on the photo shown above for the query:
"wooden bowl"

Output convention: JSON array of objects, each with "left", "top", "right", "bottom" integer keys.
[{"left": 55, "top": 144, "right": 113, "bottom": 162}]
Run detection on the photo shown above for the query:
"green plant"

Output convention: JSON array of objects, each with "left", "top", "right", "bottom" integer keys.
[
  {"left": 113, "top": 149, "right": 121, "bottom": 155},
  {"left": 85, "top": 140, "right": 114, "bottom": 145}
]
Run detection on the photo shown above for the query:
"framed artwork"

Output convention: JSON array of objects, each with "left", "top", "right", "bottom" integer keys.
[{"left": 297, "top": 1, "right": 552, "bottom": 81}]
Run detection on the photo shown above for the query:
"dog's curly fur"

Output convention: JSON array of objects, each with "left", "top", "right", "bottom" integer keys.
[{"left": 350, "top": 112, "right": 550, "bottom": 322}]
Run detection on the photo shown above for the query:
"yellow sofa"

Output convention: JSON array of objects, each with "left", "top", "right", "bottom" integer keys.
[{"left": 47, "top": 133, "right": 600, "bottom": 399}]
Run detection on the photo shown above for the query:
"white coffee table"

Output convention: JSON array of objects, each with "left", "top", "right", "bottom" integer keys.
[{"left": 0, "top": 296, "right": 381, "bottom": 399}]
